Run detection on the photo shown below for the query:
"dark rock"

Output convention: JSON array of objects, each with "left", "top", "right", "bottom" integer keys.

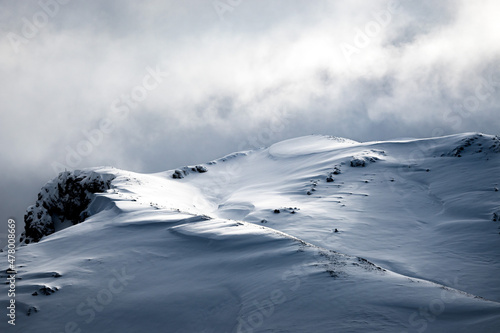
[
  {"left": 172, "top": 170, "right": 185, "bottom": 179},
  {"left": 350, "top": 158, "right": 366, "bottom": 167},
  {"left": 27, "top": 306, "right": 38, "bottom": 316},
  {"left": 327, "top": 270, "right": 338, "bottom": 278},
  {"left": 39, "top": 286, "right": 58, "bottom": 295},
  {"left": 195, "top": 165, "right": 207, "bottom": 173},
  {"left": 21, "top": 171, "right": 114, "bottom": 244}
]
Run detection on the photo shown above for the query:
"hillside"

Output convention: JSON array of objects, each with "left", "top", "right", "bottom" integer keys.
[{"left": 2, "top": 133, "right": 500, "bottom": 332}]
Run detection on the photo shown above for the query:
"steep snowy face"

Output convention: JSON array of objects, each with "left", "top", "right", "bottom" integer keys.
[{"left": 20, "top": 170, "right": 114, "bottom": 244}]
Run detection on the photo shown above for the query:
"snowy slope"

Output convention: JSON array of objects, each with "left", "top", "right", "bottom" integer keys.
[{"left": 2, "top": 133, "right": 500, "bottom": 332}]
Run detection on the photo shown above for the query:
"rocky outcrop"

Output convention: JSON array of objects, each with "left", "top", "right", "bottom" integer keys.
[
  {"left": 172, "top": 165, "right": 208, "bottom": 179},
  {"left": 20, "top": 170, "right": 114, "bottom": 244},
  {"left": 445, "top": 133, "right": 500, "bottom": 157}
]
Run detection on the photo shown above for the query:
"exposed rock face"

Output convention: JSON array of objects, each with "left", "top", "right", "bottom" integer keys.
[
  {"left": 172, "top": 165, "right": 208, "bottom": 179},
  {"left": 20, "top": 170, "right": 114, "bottom": 244},
  {"left": 172, "top": 169, "right": 186, "bottom": 179}
]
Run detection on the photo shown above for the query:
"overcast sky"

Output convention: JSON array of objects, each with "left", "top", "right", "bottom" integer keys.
[{"left": 1, "top": 0, "right": 499, "bottom": 242}]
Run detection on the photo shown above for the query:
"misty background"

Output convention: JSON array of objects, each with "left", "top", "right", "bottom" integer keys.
[{"left": 1, "top": 0, "right": 499, "bottom": 244}]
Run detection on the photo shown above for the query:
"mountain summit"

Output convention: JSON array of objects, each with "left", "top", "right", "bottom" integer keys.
[{"left": 3, "top": 133, "right": 500, "bottom": 332}]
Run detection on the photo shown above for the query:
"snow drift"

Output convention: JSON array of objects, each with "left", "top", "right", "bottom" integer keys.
[{"left": 2, "top": 133, "right": 500, "bottom": 333}]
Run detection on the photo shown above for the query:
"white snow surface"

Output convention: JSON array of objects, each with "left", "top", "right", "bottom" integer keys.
[{"left": 2, "top": 133, "right": 500, "bottom": 332}]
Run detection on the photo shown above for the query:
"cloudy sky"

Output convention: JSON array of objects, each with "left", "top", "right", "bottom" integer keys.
[{"left": 1, "top": 0, "right": 499, "bottom": 240}]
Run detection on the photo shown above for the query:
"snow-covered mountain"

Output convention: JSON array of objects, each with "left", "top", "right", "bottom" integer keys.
[{"left": 2, "top": 132, "right": 500, "bottom": 333}]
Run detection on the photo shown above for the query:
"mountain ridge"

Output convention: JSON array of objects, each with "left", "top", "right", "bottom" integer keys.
[{"left": 3, "top": 132, "right": 500, "bottom": 332}]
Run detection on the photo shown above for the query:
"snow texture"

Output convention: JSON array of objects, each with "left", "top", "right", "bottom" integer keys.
[{"left": 2, "top": 133, "right": 500, "bottom": 333}]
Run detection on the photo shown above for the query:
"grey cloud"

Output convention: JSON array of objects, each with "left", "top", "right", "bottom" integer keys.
[{"left": 1, "top": 0, "right": 499, "bottom": 235}]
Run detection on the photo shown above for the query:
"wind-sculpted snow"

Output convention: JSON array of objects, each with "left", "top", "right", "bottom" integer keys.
[
  {"left": 4, "top": 133, "right": 500, "bottom": 332},
  {"left": 268, "top": 135, "right": 358, "bottom": 158}
]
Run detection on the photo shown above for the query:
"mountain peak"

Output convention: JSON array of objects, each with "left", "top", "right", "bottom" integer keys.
[{"left": 6, "top": 133, "right": 500, "bottom": 332}]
